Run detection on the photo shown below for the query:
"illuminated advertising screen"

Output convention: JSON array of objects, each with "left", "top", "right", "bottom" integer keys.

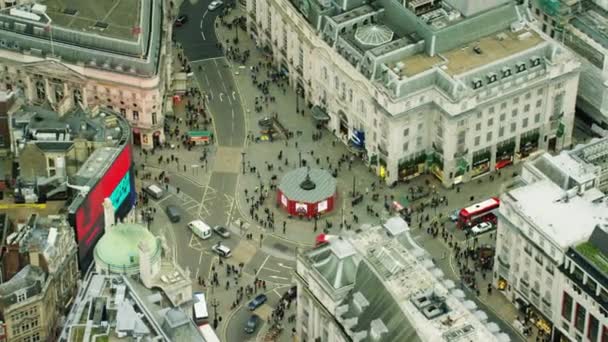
[{"left": 71, "top": 145, "right": 136, "bottom": 272}]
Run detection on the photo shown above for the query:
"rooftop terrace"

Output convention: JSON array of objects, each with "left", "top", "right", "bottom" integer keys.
[
  {"left": 576, "top": 241, "right": 608, "bottom": 274},
  {"left": 43, "top": 0, "right": 141, "bottom": 41},
  {"left": 390, "top": 28, "right": 544, "bottom": 77}
]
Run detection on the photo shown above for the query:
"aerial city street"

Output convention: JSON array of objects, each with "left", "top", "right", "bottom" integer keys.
[{"left": 0, "top": 0, "right": 607, "bottom": 342}]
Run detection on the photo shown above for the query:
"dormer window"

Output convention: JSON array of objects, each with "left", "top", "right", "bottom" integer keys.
[
  {"left": 502, "top": 67, "right": 512, "bottom": 78},
  {"left": 516, "top": 63, "right": 527, "bottom": 73},
  {"left": 487, "top": 73, "right": 497, "bottom": 84},
  {"left": 472, "top": 79, "right": 483, "bottom": 89},
  {"left": 531, "top": 56, "right": 541, "bottom": 67}
]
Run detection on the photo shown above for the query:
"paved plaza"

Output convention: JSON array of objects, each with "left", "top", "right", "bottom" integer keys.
[{"left": 135, "top": 2, "right": 591, "bottom": 341}]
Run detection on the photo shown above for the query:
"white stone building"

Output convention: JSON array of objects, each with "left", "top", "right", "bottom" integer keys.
[
  {"left": 493, "top": 151, "right": 608, "bottom": 340},
  {"left": 0, "top": 0, "right": 174, "bottom": 149},
  {"left": 247, "top": 0, "right": 580, "bottom": 187},
  {"left": 295, "top": 218, "right": 510, "bottom": 342},
  {"left": 529, "top": 0, "right": 608, "bottom": 131}
]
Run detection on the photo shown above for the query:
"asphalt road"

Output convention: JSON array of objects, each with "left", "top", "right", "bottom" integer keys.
[{"left": 174, "top": 0, "right": 224, "bottom": 61}]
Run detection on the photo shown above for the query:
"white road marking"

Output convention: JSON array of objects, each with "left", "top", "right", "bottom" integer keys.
[
  {"left": 200, "top": 31, "right": 206, "bottom": 40},
  {"left": 256, "top": 256, "right": 270, "bottom": 277},
  {"left": 156, "top": 193, "right": 172, "bottom": 204},
  {"left": 277, "top": 262, "right": 292, "bottom": 269},
  {"left": 219, "top": 93, "right": 224, "bottom": 102},
  {"left": 232, "top": 91, "right": 236, "bottom": 100},
  {"left": 200, "top": 20, "right": 203, "bottom": 29},
  {"left": 263, "top": 267, "right": 281, "bottom": 273},
  {"left": 199, "top": 251, "right": 204, "bottom": 264},
  {"left": 269, "top": 275, "right": 289, "bottom": 280}
]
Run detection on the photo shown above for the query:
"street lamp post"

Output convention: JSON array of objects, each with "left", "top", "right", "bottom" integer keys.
[
  {"left": 295, "top": 88, "right": 301, "bottom": 114},
  {"left": 298, "top": 151, "right": 302, "bottom": 167},
  {"left": 352, "top": 175, "right": 356, "bottom": 197},
  {"left": 241, "top": 152, "right": 246, "bottom": 175},
  {"left": 210, "top": 297, "right": 220, "bottom": 329},
  {"left": 234, "top": 18, "right": 239, "bottom": 44}
]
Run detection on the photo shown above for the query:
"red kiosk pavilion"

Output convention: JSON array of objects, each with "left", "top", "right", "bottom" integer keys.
[{"left": 277, "top": 167, "right": 337, "bottom": 218}]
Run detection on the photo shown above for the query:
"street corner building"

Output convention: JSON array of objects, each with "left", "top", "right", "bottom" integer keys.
[
  {"left": 295, "top": 217, "right": 512, "bottom": 342},
  {"left": 246, "top": 0, "right": 581, "bottom": 187},
  {"left": 0, "top": 0, "right": 175, "bottom": 149},
  {"left": 492, "top": 145, "right": 608, "bottom": 341},
  {"left": 277, "top": 167, "right": 337, "bottom": 217}
]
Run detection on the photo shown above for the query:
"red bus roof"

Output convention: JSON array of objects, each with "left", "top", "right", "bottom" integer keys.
[{"left": 460, "top": 197, "right": 500, "bottom": 217}]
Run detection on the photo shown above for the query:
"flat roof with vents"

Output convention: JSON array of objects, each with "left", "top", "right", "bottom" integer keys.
[
  {"left": 388, "top": 28, "right": 544, "bottom": 77},
  {"left": 43, "top": 0, "right": 141, "bottom": 41}
]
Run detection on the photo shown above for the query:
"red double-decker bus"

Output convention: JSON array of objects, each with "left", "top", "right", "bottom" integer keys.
[{"left": 458, "top": 197, "right": 500, "bottom": 229}]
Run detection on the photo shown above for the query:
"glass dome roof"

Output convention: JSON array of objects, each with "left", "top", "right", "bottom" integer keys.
[{"left": 354, "top": 25, "right": 394, "bottom": 46}]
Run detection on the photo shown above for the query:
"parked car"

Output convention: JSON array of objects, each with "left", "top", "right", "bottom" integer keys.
[
  {"left": 244, "top": 314, "right": 260, "bottom": 334},
  {"left": 449, "top": 210, "right": 460, "bottom": 222},
  {"left": 248, "top": 294, "right": 268, "bottom": 310},
  {"left": 471, "top": 221, "right": 493, "bottom": 235},
  {"left": 174, "top": 15, "right": 188, "bottom": 27},
  {"left": 208, "top": 0, "right": 223, "bottom": 11},
  {"left": 211, "top": 243, "right": 232, "bottom": 258},
  {"left": 213, "top": 225, "right": 230, "bottom": 238}
]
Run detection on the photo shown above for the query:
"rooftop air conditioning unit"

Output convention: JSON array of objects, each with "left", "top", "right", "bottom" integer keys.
[{"left": 511, "top": 21, "right": 525, "bottom": 33}]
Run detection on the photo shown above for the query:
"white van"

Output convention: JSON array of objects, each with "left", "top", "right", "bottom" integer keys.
[
  {"left": 144, "top": 184, "right": 164, "bottom": 200},
  {"left": 188, "top": 220, "right": 212, "bottom": 239}
]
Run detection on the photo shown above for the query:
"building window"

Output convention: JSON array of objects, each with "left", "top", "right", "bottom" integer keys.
[
  {"left": 152, "top": 112, "right": 157, "bottom": 125},
  {"left": 534, "top": 113, "right": 541, "bottom": 123},
  {"left": 403, "top": 128, "right": 409, "bottom": 137},
  {"left": 487, "top": 118, "right": 494, "bottom": 126},
  {"left": 16, "top": 292, "right": 26, "bottom": 303},
  {"left": 488, "top": 106, "right": 495, "bottom": 114},
  {"left": 512, "top": 109, "right": 518, "bottom": 117},
  {"left": 499, "top": 127, "right": 505, "bottom": 137},
  {"left": 513, "top": 97, "right": 519, "bottom": 105},
  {"left": 133, "top": 111, "right": 139, "bottom": 121},
  {"left": 501, "top": 102, "right": 507, "bottom": 109},
  {"left": 562, "top": 292, "right": 573, "bottom": 321},
  {"left": 522, "top": 118, "right": 529, "bottom": 128},
  {"left": 476, "top": 123, "right": 481, "bottom": 131},
  {"left": 474, "top": 136, "right": 480, "bottom": 146},
  {"left": 588, "top": 314, "right": 599, "bottom": 342},
  {"left": 402, "top": 142, "right": 409, "bottom": 152},
  {"left": 500, "top": 113, "right": 506, "bottom": 122},
  {"left": 486, "top": 131, "right": 492, "bottom": 142},
  {"left": 525, "top": 92, "right": 531, "bottom": 100},
  {"left": 416, "top": 136, "right": 422, "bottom": 147},
  {"left": 574, "top": 303, "right": 586, "bottom": 332},
  {"left": 524, "top": 104, "right": 530, "bottom": 112}
]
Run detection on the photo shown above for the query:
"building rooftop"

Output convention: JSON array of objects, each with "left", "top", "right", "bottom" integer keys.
[
  {"left": 94, "top": 223, "right": 160, "bottom": 274},
  {"left": 302, "top": 218, "right": 509, "bottom": 341},
  {"left": 508, "top": 179, "right": 608, "bottom": 248},
  {"left": 344, "top": 222, "right": 507, "bottom": 341},
  {"left": 42, "top": 0, "right": 141, "bottom": 41},
  {"left": 61, "top": 273, "right": 203, "bottom": 342},
  {"left": 570, "top": 2, "right": 608, "bottom": 51},
  {"left": 393, "top": 28, "right": 543, "bottom": 77},
  {"left": 575, "top": 241, "right": 608, "bottom": 274}
]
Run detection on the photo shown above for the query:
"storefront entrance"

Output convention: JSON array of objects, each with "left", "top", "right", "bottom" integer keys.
[
  {"left": 471, "top": 149, "right": 491, "bottom": 177},
  {"left": 153, "top": 131, "right": 162, "bottom": 148},
  {"left": 338, "top": 111, "right": 349, "bottom": 136},
  {"left": 495, "top": 139, "right": 515, "bottom": 170}
]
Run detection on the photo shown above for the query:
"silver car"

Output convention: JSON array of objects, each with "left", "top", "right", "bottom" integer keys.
[{"left": 208, "top": 0, "right": 223, "bottom": 11}]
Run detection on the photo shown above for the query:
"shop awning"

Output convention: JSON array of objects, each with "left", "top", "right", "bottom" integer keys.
[
  {"left": 311, "top": 106, "right": 330, "bottom": 121},
  {"left": 495, "top": 159, "right": 512, "bottom": 170}
]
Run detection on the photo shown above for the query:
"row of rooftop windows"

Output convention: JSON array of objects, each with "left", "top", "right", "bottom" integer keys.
[{"left": 472, "top": 57, "right": 542, "bottom": 90}]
